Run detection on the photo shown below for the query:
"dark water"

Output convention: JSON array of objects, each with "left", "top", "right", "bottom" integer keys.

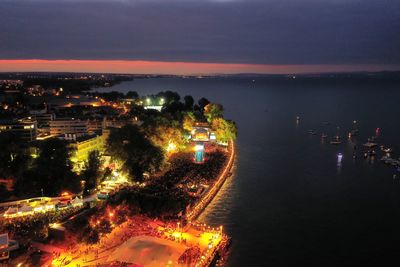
[{"left": 98, "top": 78, "right": 400, "bottom": 266}]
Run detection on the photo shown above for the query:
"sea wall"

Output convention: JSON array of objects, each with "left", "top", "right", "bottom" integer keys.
[{"left": 186, "top": 140, "right": 236, "bottom": 221}]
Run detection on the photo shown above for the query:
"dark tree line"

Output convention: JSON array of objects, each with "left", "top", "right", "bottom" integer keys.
[
  {"left": 106, "top": 125, "right": 164, "bottom": 182},
  {"left": 14, "top": 138, "right": 81, "bottom": 197}
]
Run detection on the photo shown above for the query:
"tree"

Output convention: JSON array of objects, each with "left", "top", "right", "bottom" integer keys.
[
  {"left": 0, "top": 132, "right": 30, "bottom": 179},
  {"left": 106, "top": 125, "right": 164, "bottom": 182},
  {"left": 81, "top": 150, "right": 103, "bottom": 194},
  {"left": 212, "top": 118, "right": 237, "bottom": 143},
  {"left": 183, "top": 95, "right": 194, "bottom": 110},
  {"left": 198, "top": 97, "right": 210, "bottom": 110},
  {"left": 182, "top": 112, "right": 196, "bottom": 132},
  {"left": 126, "top": 91, "right": 139, "bottom": 99},
  {"left": 129, "top": 105, "right": 146, "bottom": 119},
  {"left": 204, "top": 103, "right": 224, "bottom": 123},
  {"left": 156, "top": 91, "right": 181, "bottom": 104},
  {"left": 148, "top": 125, "right": 187, "bottom": 153},
  {"left": 15, "top": 138, "right": 80, "bottom": 197},
  {"left": 162, "top": 101, "right": 185, "bottom": 119}
]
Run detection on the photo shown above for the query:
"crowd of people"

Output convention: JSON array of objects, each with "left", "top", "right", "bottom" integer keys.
[{"left": 0, "top": 205, "right": 84, "bottom": 243}]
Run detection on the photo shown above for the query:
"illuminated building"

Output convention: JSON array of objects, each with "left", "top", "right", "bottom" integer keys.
[
  {"left": 101, "top": 117, "right": 141, "bottom": 129},
  {"left": 0, "top": 234, "right": 10, "bottom": 260},
  {"left": 69, "top": 133, "right": 107, "bottom": 168},
  {"left": 49, "top": 118, "right": 88, "bottom": 136},
  {"left": 0, "top": 233, "right": 19, "bottom": 261},
  {"left": 0, "top": 117, "right": 37, "bottom": 141},
  {"left": 31, "top": 113, "right": 56, "bottom": 135},
  {"left": 142, "top": 97, "right": 165, "bottom": 111},
  {"left": 191, "top": 122, "right": 213, "bottom": 142}
]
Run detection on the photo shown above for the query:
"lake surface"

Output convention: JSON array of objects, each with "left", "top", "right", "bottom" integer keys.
[{"left": 97, "top": 77, "right": 400, "bottom": 266}]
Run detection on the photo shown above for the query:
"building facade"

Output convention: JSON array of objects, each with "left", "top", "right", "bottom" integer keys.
[
  {"left": 0, "top": 117, "right": 37, "bottom": 141},
  {"left": 49, "top": 118, "right": 88, "bottom": 136},
  {"left": 69, "top": 133, "right": 107, "bottom": 168}
]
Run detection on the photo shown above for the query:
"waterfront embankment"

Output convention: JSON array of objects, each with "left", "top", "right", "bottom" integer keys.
[{"left": 187, "top": 140, "right": 236, "bottom": 222}]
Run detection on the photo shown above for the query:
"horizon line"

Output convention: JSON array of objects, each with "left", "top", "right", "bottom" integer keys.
[{"left": 0, "top": 59, "right": 399, "bottom": 75}]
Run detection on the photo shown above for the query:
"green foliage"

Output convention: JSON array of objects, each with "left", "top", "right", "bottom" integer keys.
[
  {"left": 142, "top": 115, "right": 187, "bottom": 152},
  {"left": 183, "top": 112, "right": 196, "bottom": 132},
  {"left": 106, "top": 125, "right": 164, "bottom": 182},
  {"left": 212, "top": 118, "right": 237, "bottom": 143},
  {"left": 0, "top": 132, "right": 30, "bottom": 179},
  {"left": 204, "top": 103, "right": 224, "bottom": 123},
  {"left": 126, "top": 90, "right": 139, "bottom": 99},
  {"left": 14, "top": 138, "right": 80, "bottom": 197},
  {"left": 183, "top": 95, "right": 194, "bottom": 110},
  {"left": 156, "top": 91, "right": 181, "bottom": 104},
  {"left": 81, "top": 150, "right": 103, "bottom": 194},
  {"left": 198, "top": 97, "right": 210, "bottom": 110}
]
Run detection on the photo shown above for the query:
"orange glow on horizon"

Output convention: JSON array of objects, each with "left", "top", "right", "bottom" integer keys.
[{"left": 0, "top": 59, "right": 398, "bottom": 74}]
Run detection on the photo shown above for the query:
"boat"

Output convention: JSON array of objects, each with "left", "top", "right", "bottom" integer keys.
[
  {"left": 321, "top": 133, "right": 328, "bottom": 139},
  {"left": 308, "top": 130, "right": 316, "bottom": 135},
  {"left": 383, "top": 148, "right": 393, "bottom": 153}
]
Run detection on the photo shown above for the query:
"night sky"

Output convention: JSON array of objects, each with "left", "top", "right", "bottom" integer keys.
[{"left": 1, "top": 0, "right": 399, "bottom": 74}]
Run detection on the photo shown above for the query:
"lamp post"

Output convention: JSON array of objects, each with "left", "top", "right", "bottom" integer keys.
[
  {"left": 41, "top": 188, "right": 43, "bottom": 197},
  {"left": 80, "top": 180, "right": 86, "bottom": 196}
]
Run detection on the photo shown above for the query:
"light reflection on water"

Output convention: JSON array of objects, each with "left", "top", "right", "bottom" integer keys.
[
  {"left": 97, "top": 78, "right": 400, "bottom": 266},
  {"left": 197, "top": 163, "right": 238, "bottom": 226}
]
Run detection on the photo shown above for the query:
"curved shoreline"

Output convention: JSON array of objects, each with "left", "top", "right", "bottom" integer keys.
[{"left": 186, "top": 140, "right": 236, "bottom": 222}]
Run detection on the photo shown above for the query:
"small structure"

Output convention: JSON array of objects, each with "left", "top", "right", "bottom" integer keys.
[
  {"left": 19, "top": 204, "right": 33, "bottom": 215},
  {"left": 71, "top": 197, "right": 83, "bottom": 207},
  {"left": 194, "top": 143, "right": 205, "bottom": 163},
  {"left": 3, "top": 207, "right": 18, "bottom": 218},
  {"left": 192, "top": 128, "right": 209, "bottom": 142},
  {"left": 0, "top": 233, "right": 19, "bottom": 261}
]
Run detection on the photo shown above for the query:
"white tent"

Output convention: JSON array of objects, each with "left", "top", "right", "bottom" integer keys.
[
  {"left": 19, "top": 204, "right": 33, "bottom": 214},
  {"left": 71, "top": 197, "right": 83, "bottom": 206},
  {"left": 4, "top": 207, "right": 18, "bottom": 216}
]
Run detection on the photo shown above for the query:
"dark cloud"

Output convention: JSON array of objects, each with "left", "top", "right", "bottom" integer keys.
[{"left": 0, "top": 0, "right": 399, "bottom": 65}]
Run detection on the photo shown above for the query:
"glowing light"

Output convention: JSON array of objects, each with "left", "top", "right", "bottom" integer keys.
[
  {"left": 194, "top": 144, "right": 204, "bottom": 151},
  {"left": 337, "top": 153, "right": 343, "bottom": 164},
  {"left": 61, "top": 192, "right": 71, "bottom": 197},
  {"left": 166, "top": 141, "right": 177, "bottom": 153}
]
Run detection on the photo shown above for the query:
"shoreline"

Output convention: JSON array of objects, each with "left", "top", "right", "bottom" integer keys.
[
  {"left": 187, "top": 140, "right": 236, "bottom": 222},
  {"left": 186, "top": 140, "right": 236, "bottom": 266}
]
